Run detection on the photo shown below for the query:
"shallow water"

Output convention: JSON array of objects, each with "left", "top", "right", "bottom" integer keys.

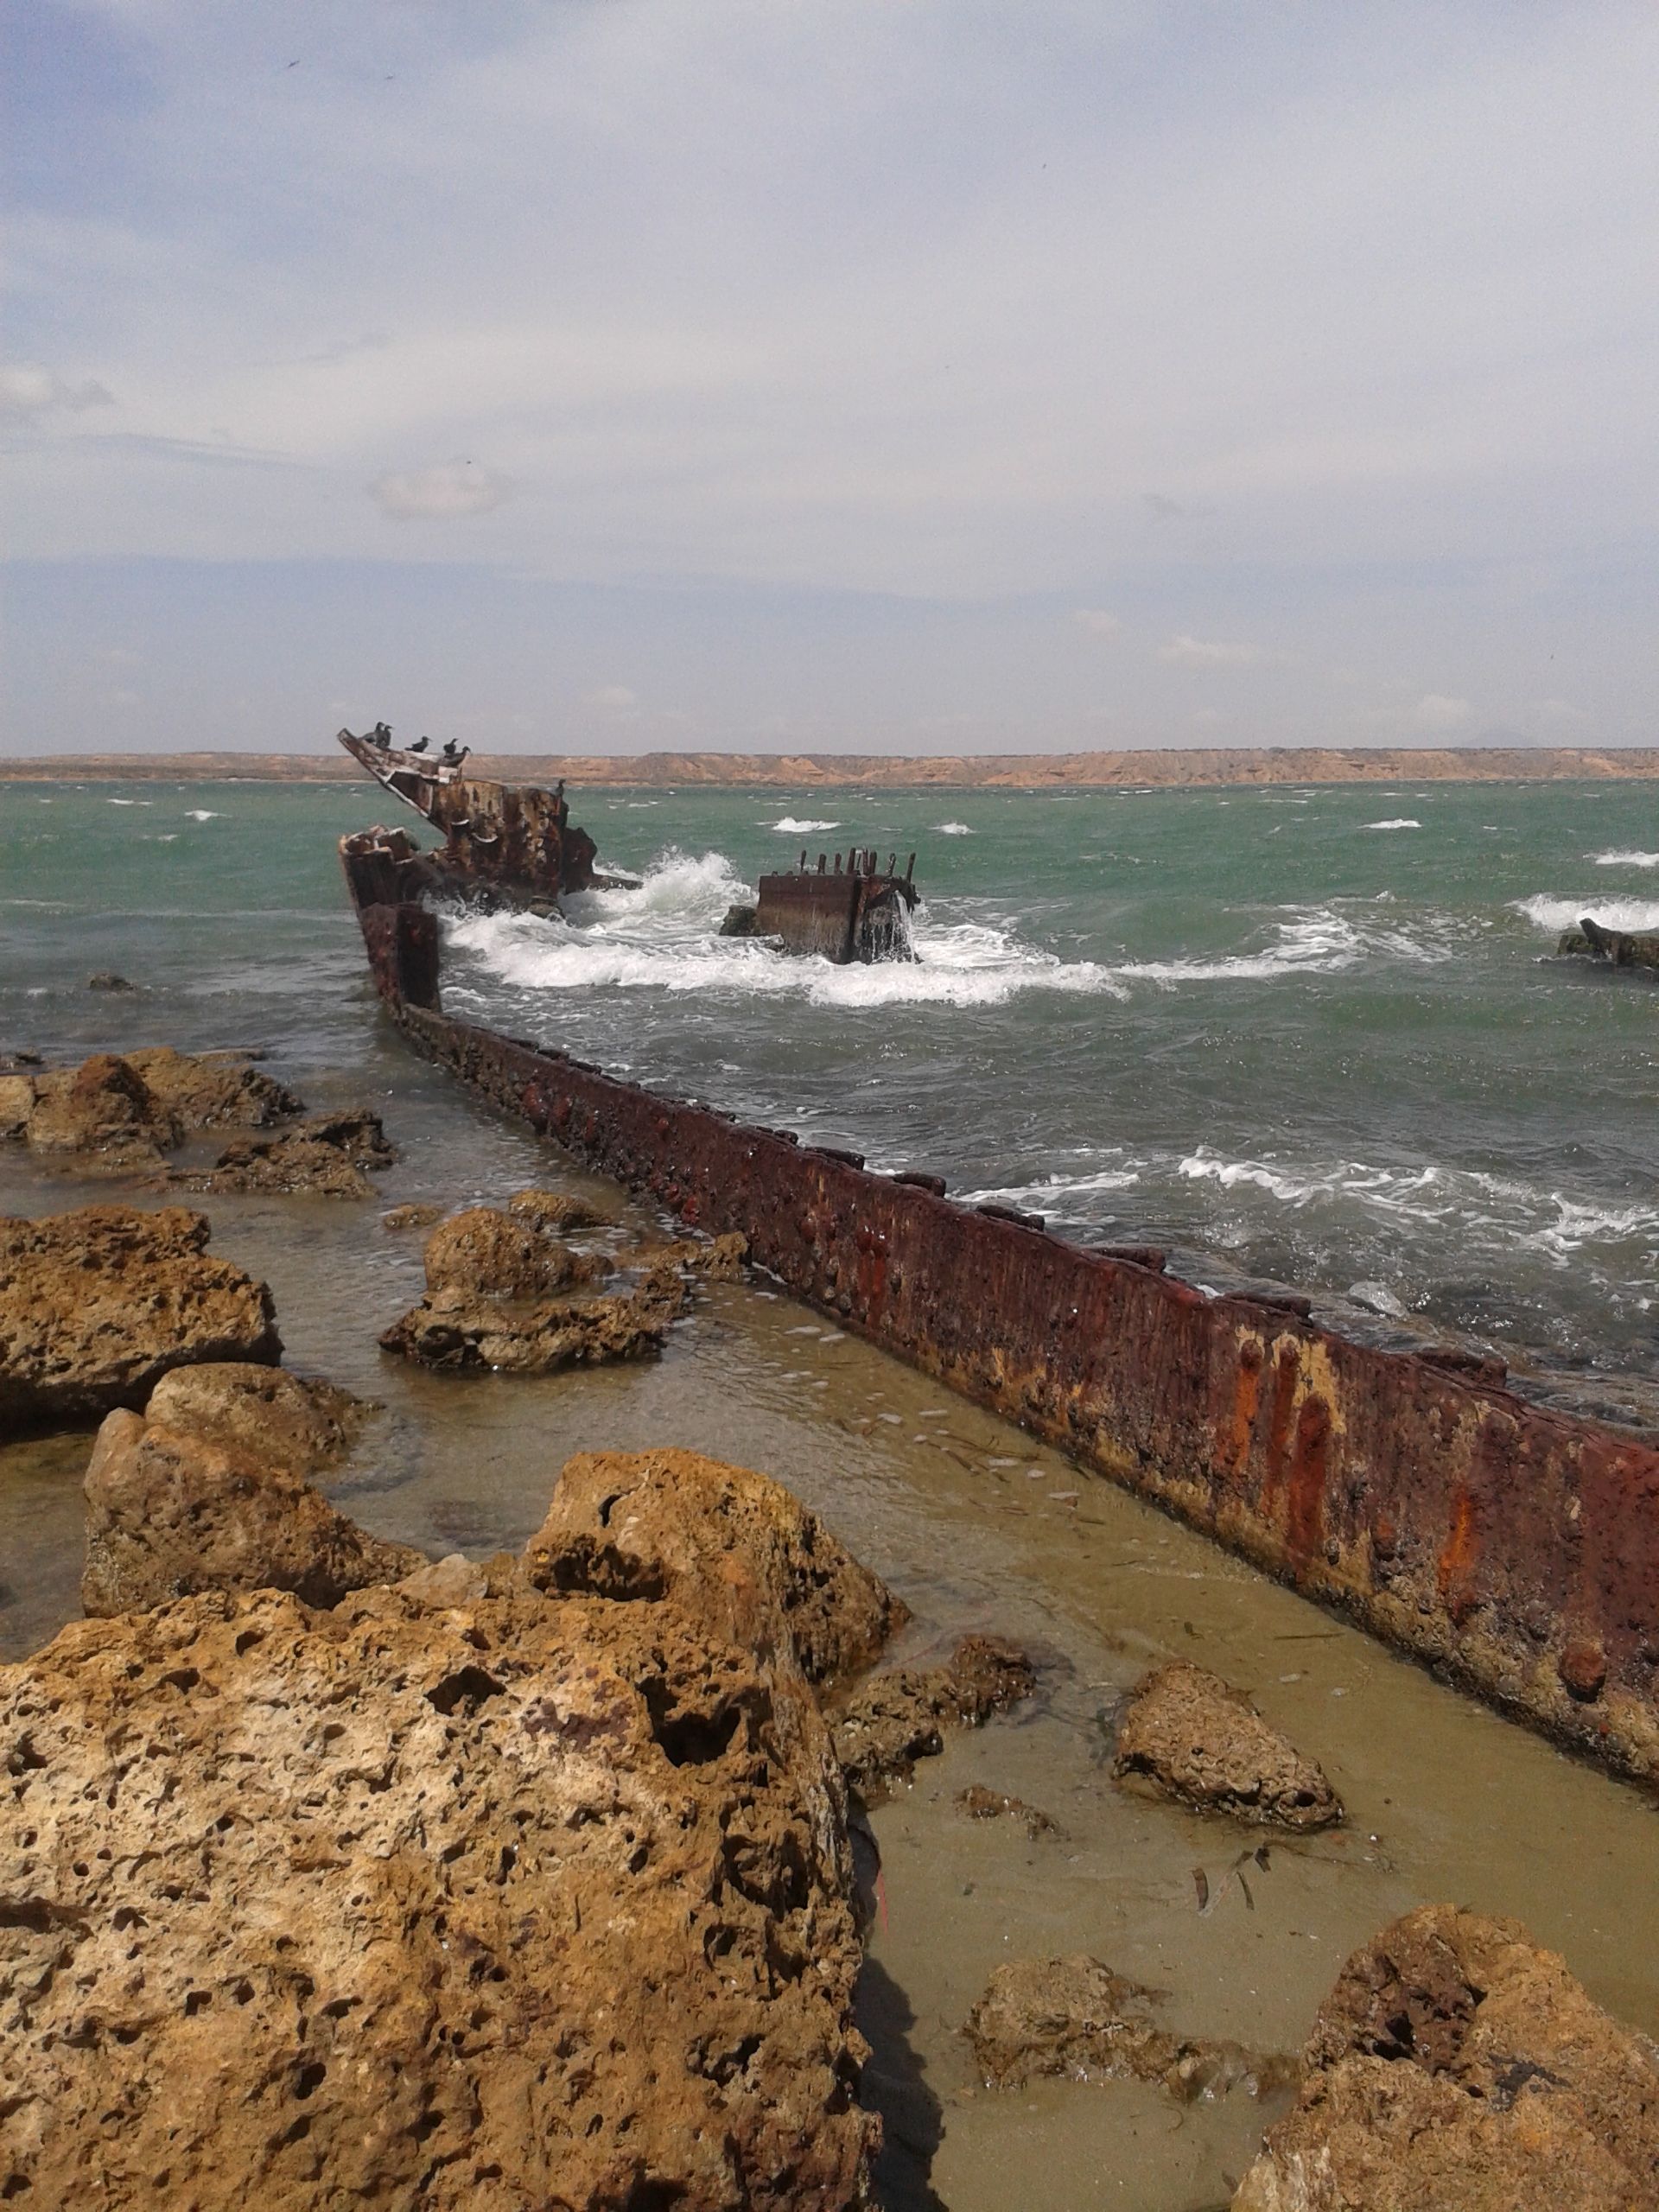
[
  {"left": 3, "top": 1096, "right": 1657, "bottom": 2212},
  {"left": 5, "top": 775, "right": 1659, "bottom": 2209}
]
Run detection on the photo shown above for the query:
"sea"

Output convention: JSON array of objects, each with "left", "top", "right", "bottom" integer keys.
[
  {"left": 7, "top": 771, "right": 1658, "bottom": 1416},
  {"left": 8, "top": 768, "right": 1659, "bottom": 2210}
]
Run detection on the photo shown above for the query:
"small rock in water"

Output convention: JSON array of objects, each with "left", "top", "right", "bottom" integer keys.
[
  {"left": 965, "top": 1955, "right": 1294, "bottom": 2101},
  {"left": 86, "top": 970, "right": 137, "bottom": 991},
  {"left": 1233, "top": 1905, "right": 1659, "bottom": 2210},
  {"left": 830, "top": 1634, "right": 1035, "bottom": 1799},
  {"left": 177, "top": 1108, "right": 395, "bottom": 1198},
  {"left": 507, "top": 1186, "right": 617, "bottom": 1232},
  {"left": 955, "top": 1783, "right": 1059, "bottom": 1838},
  {"left": 1348, "top": 1280, "right": 1408, "bottom": 1319},
  {"left": 381, "top": 1200, "right": 444, "bottom": 1231},
  {"left": 1112, "top": 1659, "right": 1343, "bottom": 1830}
]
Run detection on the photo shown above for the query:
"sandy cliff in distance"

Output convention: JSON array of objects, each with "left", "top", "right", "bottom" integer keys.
[{"left": 3, "top": 745, "right": 1659, "bottom": 787}]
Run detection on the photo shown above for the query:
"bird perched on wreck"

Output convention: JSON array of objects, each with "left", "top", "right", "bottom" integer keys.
[{"left": 407, "top": 734, "right": 429, "bottom": 753}]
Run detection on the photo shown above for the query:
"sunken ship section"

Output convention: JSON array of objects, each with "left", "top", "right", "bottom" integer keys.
[
  {"left": 724, "top": 846, "right": 919, "bottom": 963},
  {"left": 338, "top": 728, "right": 600, "bottom": 906},
  {"left": 340, "top": 824, "right": 1659, "bottom": 1789}
]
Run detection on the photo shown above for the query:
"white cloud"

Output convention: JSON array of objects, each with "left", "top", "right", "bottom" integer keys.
[
  {"left": 0, "top": 364, "right": 114, "bottom": 415},
  {"left": 1412, "top": 692, "right": 1473, "bottom": 731},
  {"left": 368, "top": 460, "right": 512, "bottom": 520},
  {"left": 583, "top": 684, "right": 639, "bottom": 711},
  {"left": 1157, "top": 633, "right": 1285, "bottom": 668},
  {"left": 1530, "top": 696, "right": 1589, "bottom": 727},
  {"left": 1072, "top": 608, "right": 1122, "bottom": 636}
]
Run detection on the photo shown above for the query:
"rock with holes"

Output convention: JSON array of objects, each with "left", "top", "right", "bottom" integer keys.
[
  {"left": 1231, "top": 1906, "right": 1659, "bottom": 2210},
  {"left": 505, "top": 1187, "right": 616, "bottom": 1233},
  {"left": 421, "top": 1205, "right": 610, "bottom": 1300},
  {"left": 1112, "top": 1661, "right": 1342, "bottom": 1830},
  {"left": 379, "top": 1273, "right": 689, "bottom": 1375},
  {"left": 955, "top": 1784, "right": 1058, "bottom": 1839},
  {"left": 80, "top": 1364, "right": 417, "bottom": 1616},
  {"left": 830, "top": 1634, "right": 1035, "bottom": 1798},
  {"left": 631, "top": 1231, "right": 749, "bottom": 1281},
  {"left": 21, "top": 1052, "right": 182, "bottom": 1172},
  {"left": 176, "top": 1109, "right": 396, "bottom": 1198},
  {"left": 967, "top": 1954, "right": 1293, "bottom": 2102},
  {"left": 0, "top": 1205, "right": 281, "bottom": 1432},
  {"left": 523, "top": 1446, "right": 905, "bottom": 1688},
  {"left": 0, "top": 1565, "right": 875, "bottom": 2209},
  {"left": 121, "top": 1046, "right": 302, "bottom": 1129},
  {"left": 0, "top": 1076, "right": 37, "bottom": 1140}
]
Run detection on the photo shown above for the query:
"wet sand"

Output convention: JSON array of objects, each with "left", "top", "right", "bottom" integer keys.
[{"left": 3, "top": 1063, "right": 1657, "bottom": 2212}]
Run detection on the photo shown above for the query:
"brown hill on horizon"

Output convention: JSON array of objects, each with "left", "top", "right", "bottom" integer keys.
[{"left": 3, "top": 744, "right": 1659, "bottom": 787}]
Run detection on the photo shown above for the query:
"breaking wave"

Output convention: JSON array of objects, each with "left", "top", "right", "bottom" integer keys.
[
  {"left": 184, "top": 810, "right": 220, "bottom": 822},
  {"left": 1511, "top": 894, "right": 1659, "bottom": 933},
  {"left": 1363, "top": 817, "right": 1421, "bottom": 830},
  {"left": 1592, "top": 850, "right": 1659, "bottom": 868},
  {"left": 770, "top": 817, "right": 840, "bottom": 834},
  {"left": 934, "top": 821, "right": 974, "bottom": 835}
]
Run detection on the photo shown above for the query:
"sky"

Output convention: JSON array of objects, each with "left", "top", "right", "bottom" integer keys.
[{"left": 3, "top": 1, "right": 1656, "bottom": 756}]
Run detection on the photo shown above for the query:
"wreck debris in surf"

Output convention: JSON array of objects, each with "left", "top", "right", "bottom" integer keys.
[
  {"left": 721, "top": 846, "right": 919, "bottom": 963},
  {"left": 1555, "top": 915, "right": 1659, "bottom": 975},
  {"left": 338, "top": 821, "right": 1659, "bottom": 1791},
  {"left": 338, "top": 726, "right": 605, "bottom": 907}
]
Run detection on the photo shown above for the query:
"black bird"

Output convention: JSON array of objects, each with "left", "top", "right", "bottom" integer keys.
[{"left": 407, "top": 735, "right": 429, "bottom": 753}]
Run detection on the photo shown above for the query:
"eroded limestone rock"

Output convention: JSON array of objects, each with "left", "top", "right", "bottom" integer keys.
[
  {"left": 22, "top": 1052, "right": 181, "bottom": 1172},
  {"left": 422, "top": 1205, "right": 613, "bottom": 1299},
  {"left": 81, "top": 1376, "right": 420, "bottom": 1616},
  {"left": 0, "top": 1205, "right": 281, "bottom": 1430},
  {"left": 381, "top": 1201, "right": 444, "bottom": 1232},
  {"left": 380, "top": 1273, "right": 686, "bottom": 1373},
  {"left": 967, "top": 1955, "right": 1293, "bottom": 2103},
  {"left": 830, "top": 1633, "right": 1035, "bottom": 1798},
  {"left": 1232, "top": 1906, "right": 1659, "bottom": 2211},
  {"left": 180, "top": 1109, "right": 396, "bottom": 1198},
  {"left": 1113, "top": 1661, "right": 1343, "bottom": 1830},
  {"left": 524, "top": 1446, "right": 904, "bottom": 1687},
  {"left": 0, "top": 1575, "right": 875, "bottom": 2210},
  {"left": 632, "top": 1230, "right": 749, "bottom": 1281},
  {"left": 122, "top": 1045, "right": 302, "bottom": 1128},
  {"left": 506, "top": 1186, "right": 617, "bottom": 1233}
]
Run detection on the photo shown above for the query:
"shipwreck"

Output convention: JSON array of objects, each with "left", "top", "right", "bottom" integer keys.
[
  {"left": 338, "top": 819, "right": 1659, "bottom": 1793},
  {"left": 1556, "top": 915, "right": 1659, "bottom": 975},
  {"left": 722, "top": 846, "right": 919, "bottom": 963}
]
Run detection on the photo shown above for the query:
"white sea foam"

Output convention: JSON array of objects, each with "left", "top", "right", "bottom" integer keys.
[
  {"left": 448, "top": 848, "right": 1129, "bottom": 1009},
  {"left": 184, "top": 809, "right": 219, "bottom": 822},
  {"left": 1511, "top": 894, "right": 1659, "bottom": 933},
  {"left": 1363, "top": 817, "right": 1421, "bottom": 830},
  {"left": 769, "top": 817, "right": 840, "bottom": 834},
  {"left": 1592, "top": 849, "right": 1659, "bottom": 868},
  {"left": 934, "top": 821, "right": 974, "bottom": 835},
  {"left": 106, "top": 798, "right": 150, "bottom": 807}
]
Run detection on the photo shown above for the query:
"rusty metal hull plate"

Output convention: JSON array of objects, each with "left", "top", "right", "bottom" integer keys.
[{"left": 341, "top": 853, "right": 1659, "bottom": 1788}]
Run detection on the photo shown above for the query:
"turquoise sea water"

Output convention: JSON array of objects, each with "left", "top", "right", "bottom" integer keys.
[{"left": 5, "top": 773, "right": 1658, "bottom": 1411}]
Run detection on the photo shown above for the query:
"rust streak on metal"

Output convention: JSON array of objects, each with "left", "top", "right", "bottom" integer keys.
[{"left": 338, "top": 833, "right": 1659, "bottom": 1789}]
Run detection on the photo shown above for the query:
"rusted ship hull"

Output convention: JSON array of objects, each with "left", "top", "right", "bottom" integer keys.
[
  {"left": 338, "top": 728, "right": 600, "bottom": 904},
  {"left": 343, "top": 830, "right": 1659, "bottom": 1789}
]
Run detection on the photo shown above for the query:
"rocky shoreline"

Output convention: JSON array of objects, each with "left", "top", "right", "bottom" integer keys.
[{"left": 3, "top": 1046, "right": 1656, "bottom": 2209}]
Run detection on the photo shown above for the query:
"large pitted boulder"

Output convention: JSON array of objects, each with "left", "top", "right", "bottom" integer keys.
[
  {"left": 0, "top": 1205, "right": 281, "bottom": 1430},
  {"left": 1232, "top": 1906, "right": 1659, "bottom": 2210},
  {"left": 524, "top": 1446, "right": 906, "bottom": 1686},
  {"left": 179, "top": 1109, "right": 396, "bottom": 1198},
  {"left": 423, "top": 1205, "right": 610, "bottom": 1300},
  {"left": 0, "top": 1491, "right": 879, "bottom": 2205},
  {"left": 1113, "top": 1660, "right": 1343, "bottom": 1830},
  {"left": 967, "top": 1955, "right": 1293, "bottom": 2103},
  {"left": 80, "top": 1364, "right": 418, "bottom": 1616}
]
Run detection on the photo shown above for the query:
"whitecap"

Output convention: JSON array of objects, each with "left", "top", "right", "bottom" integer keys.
[
  {"left": 769, "top": 817, "right": 841, "bottom": 835},
  {"left": 1592, "top": 849, "right": 1659, "bottom": 868},
  {"left": 934, "top": 821, "right": 974, "bottom": 836},
  {"left": 106, "top": 798, "right": 151, "bottom": 807},
  {"left": 1363, "top": 817, "right": 1421, "bottom": 830},
  {"left": 184, "top": 809, "right": 220, "bottom": 822},
  {"left": 1511, "top": 894, "right": 1659, "bottom": 933}
]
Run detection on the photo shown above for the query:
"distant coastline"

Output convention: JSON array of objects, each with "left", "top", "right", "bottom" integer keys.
[{"left": 3, "top": 744, "right": 1658, "bottom": 788}]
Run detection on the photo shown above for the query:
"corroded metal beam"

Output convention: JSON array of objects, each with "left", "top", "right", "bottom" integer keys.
[{"left": 341, "top": 841, "right": 1659, "bottom": 1788}]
